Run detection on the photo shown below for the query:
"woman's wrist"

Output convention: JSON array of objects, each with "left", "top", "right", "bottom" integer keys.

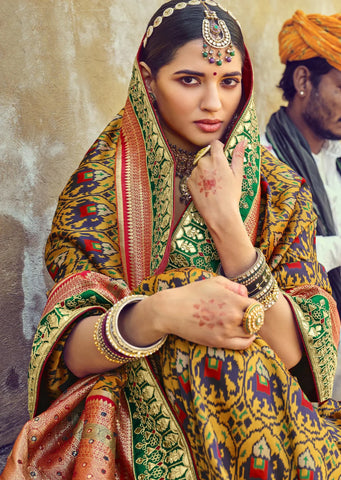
[
  {"left": 94, "top": 295, "right": 168, "bottom": 363},
  {"left": 207, "top": 212, "right": 256, "bottom": 277},
  {"left": 218, "top": 241, "right": 257, "bottom": 278},
  {"left": 219, "top": 248, "right": 280, "bottom": 311},
  {"left": 205, "top": 207, "right": 243, "bottom": 238},
  {"left": 118, "top": 291, "right": 168, "bottom": 347}
]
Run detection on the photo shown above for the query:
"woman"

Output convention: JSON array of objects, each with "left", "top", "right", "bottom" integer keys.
[{"left": 2, "top": 1, "right": 341, "bottom": 478}]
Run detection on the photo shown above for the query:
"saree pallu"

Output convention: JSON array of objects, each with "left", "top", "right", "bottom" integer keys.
[{"left": 2, "top": 51, "right": 341, "bottom": 479}]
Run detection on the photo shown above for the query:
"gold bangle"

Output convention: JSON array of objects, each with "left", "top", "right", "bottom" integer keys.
[
  {"left": 242, "top": 302, "right": 264, "bottom": 335},
  {"left": 93, "top": 315, "right": 130, "bottom": 364},
  {"left": 257, "top": 279, "right": 280, "bottom": 311}
]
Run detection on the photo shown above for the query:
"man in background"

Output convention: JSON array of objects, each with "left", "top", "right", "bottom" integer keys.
[{"left": 262, "top": 10, "right": 341, "bottom": 314}]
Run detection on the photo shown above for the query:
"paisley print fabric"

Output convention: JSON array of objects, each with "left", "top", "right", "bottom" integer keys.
[{"left": 2, "top": 32, "right": 341, "bottom": 480}]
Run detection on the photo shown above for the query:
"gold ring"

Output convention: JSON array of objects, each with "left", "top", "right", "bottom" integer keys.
[
  {"left": 193, "top": 144, "right": 211, "bottom": 166},
  {"left": 242, "top": 302, "right": 264, "bottom": 335}
]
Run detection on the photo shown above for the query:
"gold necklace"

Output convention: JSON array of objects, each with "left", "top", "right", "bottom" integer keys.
[{"left": 169, "top": 143, "right": 197, "bottom": 203}]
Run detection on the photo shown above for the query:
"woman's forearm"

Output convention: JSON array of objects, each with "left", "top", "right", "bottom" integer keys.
[
  {"left": 64, "top": 296, "right": 162, "bottom": 378},
  {"left": 211, "top": 225, "right": 302, "bottom": 369},
  {"left": 63, "top": 315, "right": 119, "bottom": 378},
  {"left": 258, "top": 293, "right": 302, "bottom": 369}
]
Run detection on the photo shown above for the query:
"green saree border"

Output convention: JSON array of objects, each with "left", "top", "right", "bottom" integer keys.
[
  {"left": 28, "top": 291, "right": 112, "bottom": 417},
  {"left": 283, "top": 292, "right": 337, "bottom": 401},
  {"left": 128, "top": 60, "right": 175, "bottom": 275},
  {"left": 125, "top": 358, "right": 198, "bottom": 480}
]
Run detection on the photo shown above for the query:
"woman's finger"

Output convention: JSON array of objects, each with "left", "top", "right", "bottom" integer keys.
[
  {"left": 230, "top": 139, "right": 247, "bottom": 178},
  {"left": 216, "top": 274, "right": 248, "bottom": 297},
  {"left": 223, "top": 335, "right": 256, "bottom": 350}
]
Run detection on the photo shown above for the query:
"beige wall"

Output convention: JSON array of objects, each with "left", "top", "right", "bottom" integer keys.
[{"left": 0, "top": 0, "right": 340, "bottom": 450}]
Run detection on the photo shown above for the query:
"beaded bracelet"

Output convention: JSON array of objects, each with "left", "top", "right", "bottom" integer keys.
[
  {"left": 228, "top": 248, "right": 266, "bottom": 284},
  {"left": 255, "top": 277, "right": 280, "bottom": 311}
]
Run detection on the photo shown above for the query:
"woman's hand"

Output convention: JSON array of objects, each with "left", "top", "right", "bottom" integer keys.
[
  {"left": 187, "top": 139, "right": 247, "bottom": 232},
  {"left": 187, "top": 139, "right": 256, "bottom": 277},
  {"left": 122, "top": 276, "right": 257, "bottom": 351},
  {"left": 65, "top": 275, "right": 258, "bottom": 378}
]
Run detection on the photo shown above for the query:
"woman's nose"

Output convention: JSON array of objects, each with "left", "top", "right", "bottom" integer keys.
[{"left": 200, "top": 85, "right": 222, "bottom": 111}]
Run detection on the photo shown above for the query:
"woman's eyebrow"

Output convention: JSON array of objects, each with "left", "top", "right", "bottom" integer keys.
[
  {"left": 173, "top": 69, "right": 205, "bottom": 76},
  {"left": 173, "top": 69, "right": 242, "bottom": 77}
]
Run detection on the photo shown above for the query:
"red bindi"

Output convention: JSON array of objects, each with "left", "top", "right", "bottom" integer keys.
[{"left": 213, "top": 72, "right": 217, "bottom": 76}]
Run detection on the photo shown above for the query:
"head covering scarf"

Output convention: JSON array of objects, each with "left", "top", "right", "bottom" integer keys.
[{"left": 278, "top": 10, "right": 341, "bottom": 71}]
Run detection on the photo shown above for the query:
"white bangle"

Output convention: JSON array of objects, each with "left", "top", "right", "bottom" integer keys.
[{"left": 106, "top": 295, "right": 167, "bottom": 357}]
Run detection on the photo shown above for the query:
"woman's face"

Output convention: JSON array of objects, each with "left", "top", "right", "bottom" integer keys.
[{"left": 146, "top": 38, "right": 243, "bottom": 151}]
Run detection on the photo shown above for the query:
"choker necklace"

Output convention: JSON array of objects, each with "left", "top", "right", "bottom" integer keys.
[{"left": 169, "top": 143, "right": 198, "bottom": 203}]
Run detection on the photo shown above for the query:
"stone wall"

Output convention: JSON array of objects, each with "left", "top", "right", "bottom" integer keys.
[{"left": 0, "top": 0, "right": 340, "bottom": 465}]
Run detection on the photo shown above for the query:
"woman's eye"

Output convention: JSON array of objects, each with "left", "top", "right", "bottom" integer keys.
[
  {"left": 222, "top": 78, "right": 240, "bottom": 87},
  {"left": 181, "top": 76, "right": 198, "bottom": 85}
]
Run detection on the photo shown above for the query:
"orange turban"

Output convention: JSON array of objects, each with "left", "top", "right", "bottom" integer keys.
[{"left": 278, "top": 10, "right": 341, "bottom": 71}]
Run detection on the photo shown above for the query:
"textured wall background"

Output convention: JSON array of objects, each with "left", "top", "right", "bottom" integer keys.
[{"left": 1, "top": 0, "right": 340, "bottom": 460}]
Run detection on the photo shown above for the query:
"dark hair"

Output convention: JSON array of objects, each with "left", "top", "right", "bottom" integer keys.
[
  {"left": 139, "top": 0, "right": 245, "bottom": 75},
  {"left": 278, "top": 57, "right": 334, "bottom": 102}
]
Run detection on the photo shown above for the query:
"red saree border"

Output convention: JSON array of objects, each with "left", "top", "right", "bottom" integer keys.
[{"left": 116, "top": 101, "right": 154, "bottom": 289}]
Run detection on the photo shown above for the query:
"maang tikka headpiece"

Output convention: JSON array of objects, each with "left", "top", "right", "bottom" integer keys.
[
  {"left": 142, "top": 1, "right": 236, "bottom": 67},
  {"left": 201, "top": 2, "right": 235, "bottom": 65}
]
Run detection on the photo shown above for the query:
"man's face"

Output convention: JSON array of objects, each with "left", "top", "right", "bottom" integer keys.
[{"left": 303, "top": 68, "right": 341, "bottom": 141}]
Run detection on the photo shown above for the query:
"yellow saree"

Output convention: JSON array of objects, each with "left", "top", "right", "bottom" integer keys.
[{"left": 2, "top": 49, "right": 341, "bottom": 480}]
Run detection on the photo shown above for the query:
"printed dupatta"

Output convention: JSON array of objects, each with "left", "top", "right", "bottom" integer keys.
[{"left": 116, "top": 51, "right": 261, "bottom": 289}]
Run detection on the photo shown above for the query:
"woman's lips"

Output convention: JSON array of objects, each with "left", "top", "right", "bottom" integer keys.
[{"left": 195, "top": 120, "right": 222, "bottom": 133}]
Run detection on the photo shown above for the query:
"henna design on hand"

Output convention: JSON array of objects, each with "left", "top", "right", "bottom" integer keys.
[
  {"left": 198, "top": 169, "right": 222, "bottom": 197},
  {"left": 193, "top": 298, "right": 225, "bottom": 328}
]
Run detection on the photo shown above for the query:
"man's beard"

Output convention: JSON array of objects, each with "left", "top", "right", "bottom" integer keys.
[{"left": 303, "top": 90, "right": 341, "bottom": 142}]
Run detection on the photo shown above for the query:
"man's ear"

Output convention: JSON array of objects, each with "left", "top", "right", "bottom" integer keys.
[
  {"left": 139, "top": 61, "right": 154, "bottom": 92},
  {"left": 293, "top": 65, "right": 311, "bottom": 97}
]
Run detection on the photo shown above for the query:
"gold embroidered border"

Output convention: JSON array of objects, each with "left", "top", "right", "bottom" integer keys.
[
  {"left": 28, "top": 305, "right": 101, "bottom": 417},
  {"left": 125, "top": 358, "right": 198, "bottom": 480},
  {"left": 128, "top": 61, "right": 175, "bottom": 276},
  {"left": 283, "top": 291, "right": 337, "bottom": 402}
]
